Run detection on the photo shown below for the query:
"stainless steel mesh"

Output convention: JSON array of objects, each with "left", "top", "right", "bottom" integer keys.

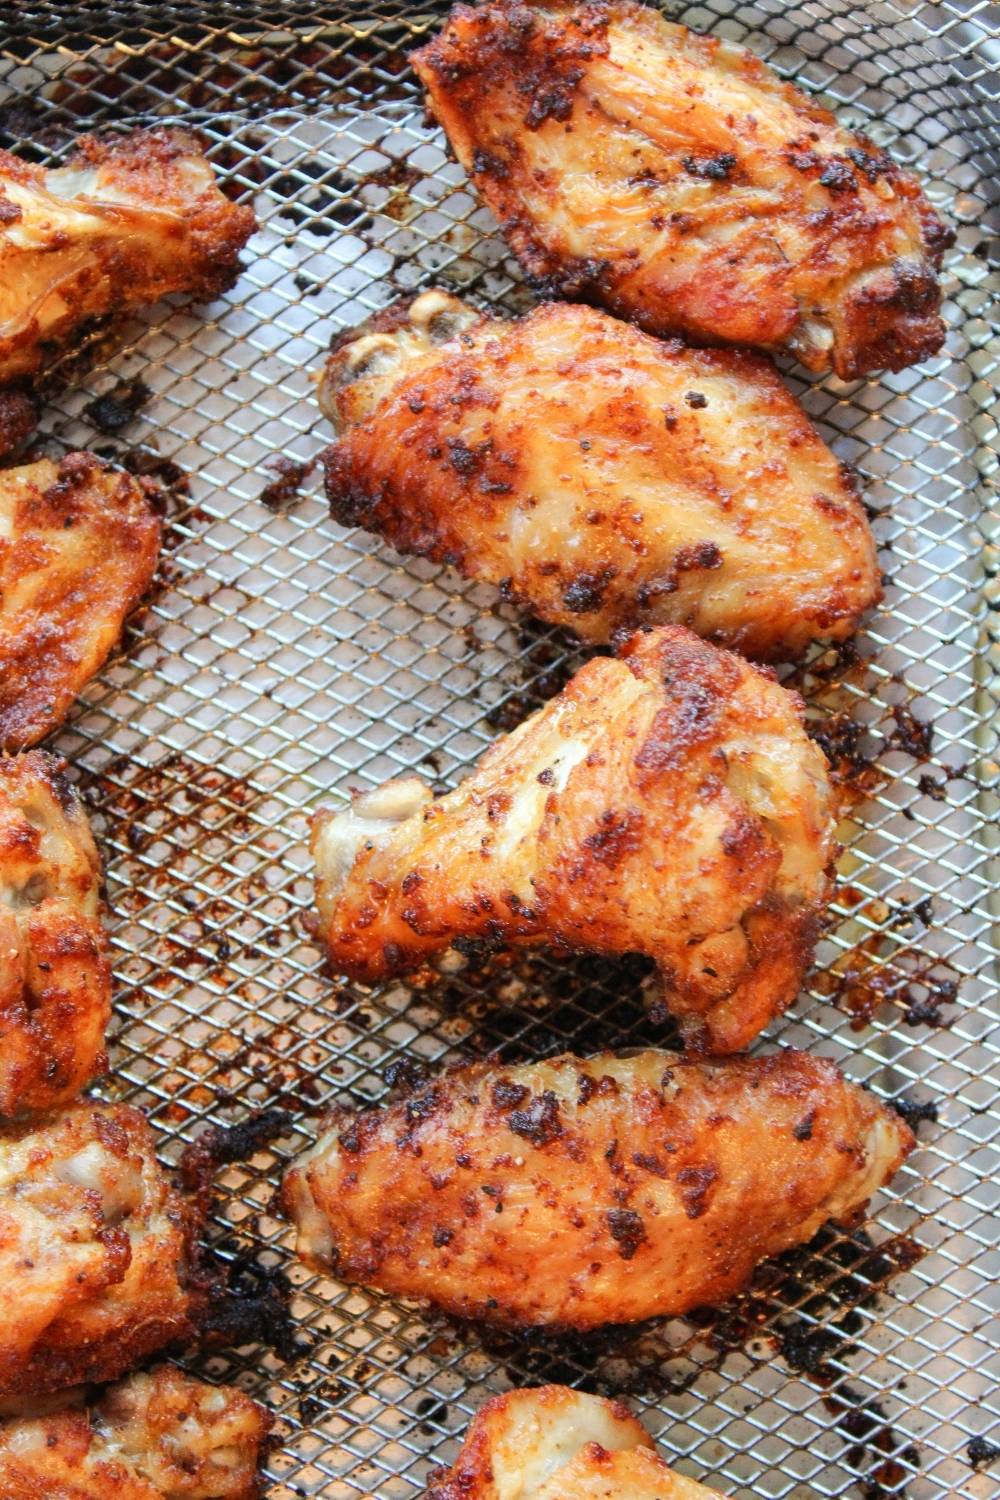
[{"left": 1, "top": 1, "right": 997, "bottom": 1496}]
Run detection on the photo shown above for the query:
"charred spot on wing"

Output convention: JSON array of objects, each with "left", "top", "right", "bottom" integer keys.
[
  {"left": 491, "top": 1078, "right": 530, "bottom": 1111},
  {"left": 562, "top": 564, "right": 616, "bottom": 614},
  {"left": 580, "top": 808, "right": 643, "bottom": 869},
  {"left": 525, "top": 70, "right": 585, "bottom": 130},
  {"left": 845, "top": 144, "right": 894, "bottom": 183},
  {"left": 682, "top": 151, "right": 737, "bottom": 181},
  {"left": 606, "top": 1206, "right": 646, "bottom": 1259},
  {"left": 676, "top": 1162, "right": 719, "bottom": 1219},
  {"left": 471, "top": 146, "right": 510, "bottom": 179},
  {"left": 506, "top": 1088, "right": 563, "bottom": 1146},
  {"left": 818, "top": 157, "right": 858, "bottom": 192},
  {"left": 0, "top": 386, "right": 37, "bottom": 456}
]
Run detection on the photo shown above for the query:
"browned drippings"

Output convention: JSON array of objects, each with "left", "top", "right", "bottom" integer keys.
[
  {"left": 814, "top": 922, "right": 960, "bottom": 1030},
  {"left": 484, "top": 622, "right": 588, "bottom": 731},
  {"left": 468, "top": 1223, "right": 924, "bottom": 1493},
  {"left": 260, "top": 454, "right": 316, "bottom": 509},
  {"left": 44, "top": 33, "right": 412, "bottom": 123},
  {"left": 809, "top": 710, "right": 889, "bottom": 806},
  {"left": 84, "top": 377, "right": 152, "bottom": 434},
  {"left": 362, "top": 158, "right": 422, "bottom": 221},
  {"left": 93, "top": 753, "right": 265, "bottom": 999}
]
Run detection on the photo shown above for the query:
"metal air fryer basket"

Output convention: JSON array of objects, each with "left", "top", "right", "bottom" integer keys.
[{"left": 1, "top": 1, "right": 997, "bottom": 1497}]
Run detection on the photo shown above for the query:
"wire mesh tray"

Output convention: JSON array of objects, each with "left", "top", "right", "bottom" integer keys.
[{"left": 1, "top": 1, "right": 997, "bottom": 1496}]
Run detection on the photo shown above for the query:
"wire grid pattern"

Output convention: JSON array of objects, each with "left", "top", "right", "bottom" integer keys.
[{"left": 1, "top": 1, "right": 997, "bottom": 1496}]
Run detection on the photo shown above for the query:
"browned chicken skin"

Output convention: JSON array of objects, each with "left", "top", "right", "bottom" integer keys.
[
  {"left": 412, "top": 1, "right": 953, "bottom": 379},
  {"left": 320, "top": 291, "right": 880, "bottom": 659},
  {"left": 428, "top": 1385, "right": 722, "bottom": 1500},
  {"left": 283, "top": 1048, "right": 913, "bottom": 1329},
  {"left": 0, "top": 127, "right": 255, "bottom": 390},
  {"left": 0, "top": 453, "right": 162, "bottom": 751},
  {"left": 0, "top": 752, "right": 110, "bottom": 1117},
  {"left": 0, "top": 1103, "right": 205, "bottom": 1397},
  {"left": 312, "top": 626, "right": 836, "bottom": 1053},
  {"left": 0, "top": 1365, "right": 272, "bottom": 1500}
]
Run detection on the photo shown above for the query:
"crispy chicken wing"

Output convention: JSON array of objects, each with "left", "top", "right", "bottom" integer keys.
[
  {"left": 320, "top": 292, "right": 879, "bottom": 658},
  {"left": 312, "top": 625, "right": 835, "bottom": 1052},
  {"left": 0, "top": 1103, "right": 205, "bottom": 1397},
  {"left": 283, "top": 1048, "right": 913, "bottom": 1329},
  {"left": 412, "top": 1, "right": 953, "bottom": 379},
  {"left": 427, "top": 1385, "right": 719, "bottom": 1500},
  {"left": 0, "top": 752, "right": 110, "bottom": 1117},
  {"left": 0, "top": 453, "right": 162, "bottom": 751},
  {"left": 0, "top": 127, "right": 255, "bottom": 388},
  {"left": 0, "top": 1365, "right": 271, "bottom": 1500}
]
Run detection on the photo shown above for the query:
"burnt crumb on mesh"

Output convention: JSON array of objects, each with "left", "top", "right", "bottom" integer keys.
[
  {"left": 824, "top": 1385, "right": 921, "bottom": 1497},
  {"left": 808, "top": 711, "right": 887, "bottom": 804},
  {"left": 405, "top": 947, "right": 665, "bottom": 1066},
  {"left": 180, "top": 1108, "right": 292, "bottom": 1209},
  {"left": 464, "top": 1223, "right": 924, "bottom": 1420},
  {"left": 902, "top": 979, "right": 958, "bottom": 1027},
  {"left": 297, "top": 1393, "right": 325, "bottom": 1426},
  {"left": 814, "top": 920, "right": 961, "bottom": 1032},
  {"left": 968, "top": 1437, "right": 1000, "bottom": 1467},
  {"left": 83, "top": 377, "right": 151, "bottom": 434},
  {"left": 260, "top": 454, "right": 316, "bottom": 509},
  {"left": 889, "top": 1095, "right": 939, "bottom": 1131},
  {"left": 484, "top": 622, "right": 586, "bottom": 732},
  {"left": 201, "top": 1250, "right": 302, "bottom": 1364},
  {"left": 270, "top": 162, "right": 369, "bottom": 236},
  {"left": 416, "top": 1395, "right": 449, "bottom": 1434},
  {"left": 887, "top": 706, "right": 934, "bottom": 759},
  {"left": 119, "top": 445, "right": 190, "bottom": 496}
]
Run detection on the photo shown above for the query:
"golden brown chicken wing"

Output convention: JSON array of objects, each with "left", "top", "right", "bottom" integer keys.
[
  {"left": 312, "top": 625, "right": 836, "bottom": 1053},
  {"left": 427, "top": 1385, "right": 719, "bottom": 1500},
  {"left": 0, "top": 1365, "right": 272, "bottom": 1500},
  {"left": 320, "top": 291, "right": 879, "bottom": 658},
  {"left": 0, "top": 127, "right": 255, "bottom": 387},
  {"left": 0, "top": 452, "right": 162, "bottom": 751},
  {"left": 0, "top": 1102, "right": 206, "bottom": 1396},
  {"left": 283, "top": 1048, "right": 913, "bottom": 1329},
  {"left": 0, "top": 751, "right": 110, "bottom": 1117},
  {"left": 412, "top": 1, "right": 953, "bottom": 379}
]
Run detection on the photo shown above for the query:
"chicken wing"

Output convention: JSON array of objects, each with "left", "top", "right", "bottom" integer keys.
[
  {"left": 312, "top": 625, "right": 836, "bottom": 1053},
  {"left": 0, "top": 1365, "right": 271, "bottom": 1500},
  {"left": 0, "top": 127, "right": 255, "bottom": 387},
  {"left": 320, "top": 292, "right": 879, "bottom": 658},
  {"left": 427, "top": 1385, "right": 718, "bottom": 1500},
  {"left": 0, "top": 452, "right": 162, "bottom": 751},
  {"left": 411, "top": 1, "right": 953, "bottom": 379},
  {"left": 282, "top": 1048, "right": 913, "bottom": 1329},
  {"left": 0, "top": 1102, "right": 206, "bottom": 1396},
  {"left": 0, "top": 751, "right": 110, "bottom": 1117}
]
